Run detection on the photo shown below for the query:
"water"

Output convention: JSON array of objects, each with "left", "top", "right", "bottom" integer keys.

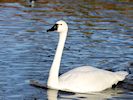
[{"left": 0, "top": 0, "right": 133, "bottom": 100}]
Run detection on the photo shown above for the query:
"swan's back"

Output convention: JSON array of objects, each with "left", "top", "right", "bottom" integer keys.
[{"left": 59, "top": 66, "right": 128, "bottom": 93}]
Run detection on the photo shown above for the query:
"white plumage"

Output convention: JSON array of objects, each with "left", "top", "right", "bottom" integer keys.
[
  {"left": 47, "top": 20, "right": 128, "bottom": 93},
  {"left": 59, "top": 66, "right": 128, "bottom": 93}
]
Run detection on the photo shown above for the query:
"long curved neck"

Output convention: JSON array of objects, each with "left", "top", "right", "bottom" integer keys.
[{"left": 47, "top": 31, "right": 67, "bottom": 88}]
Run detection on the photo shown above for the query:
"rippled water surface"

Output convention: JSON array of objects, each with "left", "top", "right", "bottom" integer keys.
[{"left": 0, "top": 0, "right": 133, "bottom": 100}]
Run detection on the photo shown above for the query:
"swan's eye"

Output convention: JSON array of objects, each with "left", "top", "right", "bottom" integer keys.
[{"left": 59, "top": 24, "right": 62, "bottom": 25}]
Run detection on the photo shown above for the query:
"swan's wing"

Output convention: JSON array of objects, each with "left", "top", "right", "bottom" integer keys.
[
  {"left": 59, "top": 66, "right": 116, "bottom": 84},
  {"left": 59, "top": 66, "right": 127, "bottom": 92},
  {"left": 63, "top": 66, "right": 101, "bottom": 73}
]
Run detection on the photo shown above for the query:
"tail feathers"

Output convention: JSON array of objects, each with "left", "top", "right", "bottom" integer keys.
[{"left": 115, "top": 71, "right": 128, "bottom": 81}]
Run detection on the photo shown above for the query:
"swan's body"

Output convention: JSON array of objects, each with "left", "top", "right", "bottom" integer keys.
[{"left": 47, "top": 20, "right": 128, "bottom": 93}]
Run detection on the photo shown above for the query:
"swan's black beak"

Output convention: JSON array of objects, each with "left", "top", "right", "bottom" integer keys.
[{"left": 47, "top": 24, "right": 58, "bottom": 32}]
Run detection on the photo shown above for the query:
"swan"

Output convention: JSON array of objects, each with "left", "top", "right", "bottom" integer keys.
[{"left": 46, "top": 20, "right": 128, "bottom": 93}]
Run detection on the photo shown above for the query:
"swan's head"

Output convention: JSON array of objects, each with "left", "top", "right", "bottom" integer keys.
[{"left": 47, "top": 20, "right": 68, "bottom": 33}]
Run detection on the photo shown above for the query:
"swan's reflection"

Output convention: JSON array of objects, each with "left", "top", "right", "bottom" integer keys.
[
  {"left": 47, "top": 89, "right": 58, "bottom": 100},
  {"left": 47, "top": 88, "right": 124, "bottom": 100}
]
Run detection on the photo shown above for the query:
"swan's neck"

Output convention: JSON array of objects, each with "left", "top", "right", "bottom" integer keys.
[{"left": 48, "top": 31, "right": 67, "bottom": 88}]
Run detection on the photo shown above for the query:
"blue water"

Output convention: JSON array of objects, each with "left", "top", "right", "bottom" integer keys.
[{"left": 0, "top": 0, "right": 133, "bottom": 100}]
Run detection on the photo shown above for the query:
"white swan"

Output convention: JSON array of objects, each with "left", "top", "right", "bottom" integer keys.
[{"left": 47, "top": 20, "right": 128, "bottom": 93}]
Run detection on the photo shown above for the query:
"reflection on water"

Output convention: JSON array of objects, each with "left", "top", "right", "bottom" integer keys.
[
  {"left": 47, "top": 89, "right": 58, "bottom": 100},
  {"left": 0, "top": 0, "right": 133, "bottom": 100},
  {"left": 47, "top": 88, "right": 124, "bottom": 100}
]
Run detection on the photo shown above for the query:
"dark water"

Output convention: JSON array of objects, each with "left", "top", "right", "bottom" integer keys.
[{"left": 0, "top": 0, "right": 133, "bottom": 100}]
